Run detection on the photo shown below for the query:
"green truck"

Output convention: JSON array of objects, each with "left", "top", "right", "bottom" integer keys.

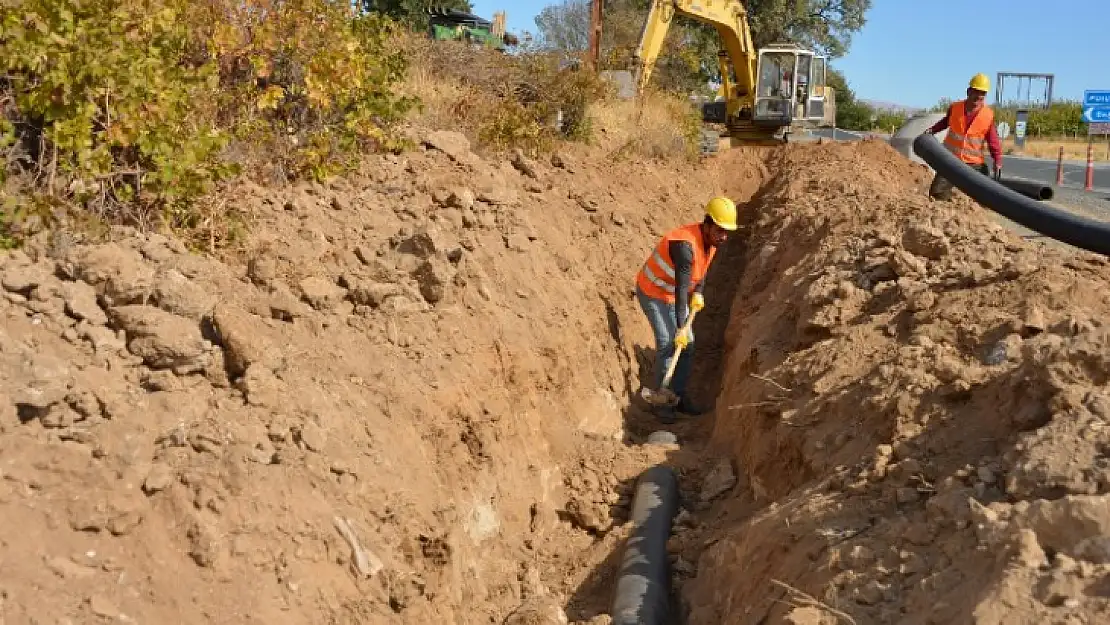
[{"left": 426, "top": 8, "right": 518, "bottom": 51}]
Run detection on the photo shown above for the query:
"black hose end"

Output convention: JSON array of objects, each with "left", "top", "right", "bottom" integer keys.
[
  {"left": 913, "top": 132, "right": 1110, "bottom": 256},
  {"left": 610, "top": 464, "right": 681, "bottom": 625}
]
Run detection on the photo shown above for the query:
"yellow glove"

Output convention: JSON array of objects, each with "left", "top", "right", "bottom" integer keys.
[
  {"left": 691, "top": 292, "right": 705, "bottom": 313},
  {"left": 674, "top": 327, "right": 691, "bottom": 350}
]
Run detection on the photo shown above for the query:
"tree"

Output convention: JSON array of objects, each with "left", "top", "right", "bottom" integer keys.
[
  {"left": 745, "top": 0, "right": 872, "bottom": 58},
  {"left": 360, "top": 0, "right": 473, "bottom": 29},
  {"left": 827, "top": 67, "right": 873, "bottom": 130},
  {"left": 596, "top": 0, "right": 722, "bottom": 95},
  {"left": 534, "top": 0, "right": 590, "bottom": 53}
]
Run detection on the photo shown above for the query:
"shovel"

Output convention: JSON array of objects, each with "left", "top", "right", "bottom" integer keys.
[{"left": 640, "top": 308, "right": 698, "bottom": 407}]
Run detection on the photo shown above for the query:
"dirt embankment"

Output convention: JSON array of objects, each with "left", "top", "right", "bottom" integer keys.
[
  {"left": 0, "top": 129, "right": 750, "bottom": 624},
  {"left": 679, "top": 139, "right": 1110, "bottom": 625},
  {"left": 6, "top": 124, "right": 1110, "bottom": 625}
]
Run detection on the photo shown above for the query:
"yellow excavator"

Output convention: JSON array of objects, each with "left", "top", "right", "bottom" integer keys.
[{"left": 633, "top": 0, "right": 836, "bottom": 146}]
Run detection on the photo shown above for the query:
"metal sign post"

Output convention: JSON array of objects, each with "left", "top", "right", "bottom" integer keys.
[
  {"left": 1014, "top": 110, "right": 1028, "bottom": 149},
  {"left": 1086, "top": 91, "right": 1110, "bottom": 178}
]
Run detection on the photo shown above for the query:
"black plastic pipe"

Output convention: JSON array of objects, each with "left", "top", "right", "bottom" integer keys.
[
  {"left": 999, "top": 177, "right": 1054, "bottom": 201},
  {"left": 610, "top": 464, "right": 680, "bottom": 625},
  {"left": 914, "top": 134, "right": 1110, "bottom": 256}
]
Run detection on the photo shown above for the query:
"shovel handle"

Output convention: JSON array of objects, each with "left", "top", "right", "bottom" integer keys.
[{"left": 659, "top": 308, "right": 698, "bottom": 390}]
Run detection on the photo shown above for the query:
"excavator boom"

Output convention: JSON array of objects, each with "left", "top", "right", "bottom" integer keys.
[
  {"left": 634, "top": 0, "right": 757, "bottom": 103},
  {"left": 632, "top": 0, "right": 834, "bottom": 144}
]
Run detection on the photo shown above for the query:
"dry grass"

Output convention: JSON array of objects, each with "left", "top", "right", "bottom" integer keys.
[
  {"left": 396, "top": 33, "right": 700, "bottom": 160},
  {"left": 587, "top": 90, "right": 702, "bottom": 161},
  {"left": 1004, "top": 137, "right": 1110, "bottom": 162}
]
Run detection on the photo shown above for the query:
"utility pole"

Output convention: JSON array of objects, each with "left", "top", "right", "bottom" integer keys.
[{"left": 587, "top": 0, "right": 603, "bottom": 71}]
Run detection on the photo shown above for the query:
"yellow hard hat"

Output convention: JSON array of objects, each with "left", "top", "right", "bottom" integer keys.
[
  {"left": 705, "top": 196, "right": 738, "bottom": 230},
  {"left": 969, "top": 73, "right": 990, "bottom": 92}
]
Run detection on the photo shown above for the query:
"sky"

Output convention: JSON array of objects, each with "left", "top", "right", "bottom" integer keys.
[{"left": 469, "top": 0, "right": 1107, "bottom": 109}]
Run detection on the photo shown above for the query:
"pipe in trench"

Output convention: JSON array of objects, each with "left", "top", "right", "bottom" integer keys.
[
  {"left": 998, "top": 177, "right": 1054, "bottom": 201},
  {"left": 914, "top": 134, "right": 1110, "bottom": 256},
  {"left": 610, "top": 464, "right": 680, "bottom": 625}
]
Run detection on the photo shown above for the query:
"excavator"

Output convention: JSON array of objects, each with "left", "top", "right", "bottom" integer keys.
[{"left": 632, "top": 0, "right": 836, "bottom": 146}]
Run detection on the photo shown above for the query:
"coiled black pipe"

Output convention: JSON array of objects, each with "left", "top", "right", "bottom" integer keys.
[
  {"left": 610, "top": 464, "right": 680, "bottom": 625},
  {"left": 999, "top": 177, "right": 1054, "bottom": 201},
  {"left": 914, "top": 134, "right": 1110, "bottom": 256}
]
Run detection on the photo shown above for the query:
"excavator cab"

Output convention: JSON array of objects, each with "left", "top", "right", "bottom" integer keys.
[{"left": 752, "top": 43, "right": 828, "bottom": 129}]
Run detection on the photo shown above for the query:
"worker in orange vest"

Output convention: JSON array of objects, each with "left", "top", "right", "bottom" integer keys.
[
  {"left": 924, "top": 73, "right": 1003, "bottom": 200},
  {"left": 635, "top": 196, "right": 737, "bottom": 423}
]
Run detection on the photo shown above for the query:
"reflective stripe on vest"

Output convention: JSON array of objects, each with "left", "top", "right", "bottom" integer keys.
[
  {"left": 943, "top": 101, "right": 994, "bottom": 165},
  {"left": 635, "top": 223, "right": 716, "bottom": 303}
]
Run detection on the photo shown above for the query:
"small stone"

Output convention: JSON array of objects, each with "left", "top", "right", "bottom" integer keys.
[
  {"left": 298, "top": 276, "right": 347, "bottom": 312},
  {"left": 855, "top": 580, "right": 886, "bottom": 605},
  {"left": 297, "top": 421, "right": 327, "bottom": 453},
  {"left": 510, "top": 149, "right": 540, "bottom": 179},
  {"left": 847, "top": 544, "right": 876, "bottom": 567},
  {"left": 700, "top": 459, "right": 737, "bottom": 502},
  {"left": 88, "top": 594, "right": 120, "bottom": 619},
  {"left": 505, "top": 233, "right": 531, "bottom": 252},
  {"left": 1, "top": 265, "right": 50, "bottom": 294},
  {"left": 444, "top": 188, "right": 475, "bottom": 211},
  {"left": 60, "top": 280, "right": 107, "bottom": 325},
  {"left": 902, "top": 224, "right": 950, "bottom": 260},
  {"left": 45, "top": 556, "right": 96, "bottom": 580},
  {"left": 108, "top": 305, "right": 209, "bottom": 372},
  {"left": 896, "top": 487, "right": 920, "bottom": 504},
  {"left": 1022, "top": 304, "right": 1046, "bottom": 335},
  {"left": 143, "top": 464, "right": 175, "bottom": 494},
  {"left": 107, "top": 510, "right": 143, "bottom": 536},
  {"left": 784, "top": 606, "right": 829, "bottom": 625},
  {"left": 423, "top": 130, "right": 472, "bottom": 162},
  {"left": 977, "top": 466, "right": 997, "bottom": 484},
  {"left": 412, "top": 259, "right": 453, "bottom": 304}
]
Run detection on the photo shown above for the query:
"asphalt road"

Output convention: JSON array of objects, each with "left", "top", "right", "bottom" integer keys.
[
  {"left": 1000, "top": 155, "right": 1110, "bottom": 192},
  {"left": 809, "top": 127, "right": 1110, "bottom": 192}
]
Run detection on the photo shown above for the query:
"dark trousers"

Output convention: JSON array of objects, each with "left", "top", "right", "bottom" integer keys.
[{"left": 929, "top": 162, "right": 989, "bottom": 201}]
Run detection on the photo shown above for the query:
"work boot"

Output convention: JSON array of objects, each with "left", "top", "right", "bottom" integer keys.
[{"left": 675, "top": 397, "right": 710, "bottom": 416}]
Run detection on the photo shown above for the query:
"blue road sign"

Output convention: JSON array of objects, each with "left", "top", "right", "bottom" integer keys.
[
  {"left": 1085, "top": 90, "right": 1110, "bottom": 106},
  {"left": 1083, "top": 106, "right": 1110, "bottom": 123}
]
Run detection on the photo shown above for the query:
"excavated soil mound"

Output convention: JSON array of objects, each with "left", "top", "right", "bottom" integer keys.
[
  {"left": 0, "top": 132, "right": 764, "bottom": 625},
  {"left": 679, "top": 139, "right": 1110, "bottom": 624}
]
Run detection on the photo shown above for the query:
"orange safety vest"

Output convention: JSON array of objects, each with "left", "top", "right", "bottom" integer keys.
[
  {"left": 943, "top": 100, "right": 995, "bottom": 165},
  {"left": 635, "top": 223, "right": 717, "bottom": 304}
]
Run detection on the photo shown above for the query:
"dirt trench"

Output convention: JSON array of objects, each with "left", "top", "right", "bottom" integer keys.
[
  {"left": 674, "top": 139, "right": 1110, "bottom": 625},
  {"left": 5, "top": 128, "right": 1108, "bottom": 625},
  {"left": 0, "top": 128, "right": 774, "bottom": 625}
]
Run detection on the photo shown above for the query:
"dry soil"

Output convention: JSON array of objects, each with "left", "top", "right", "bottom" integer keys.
[{"left": 2, "top": 130, "right": 1109, "bottom": 625}]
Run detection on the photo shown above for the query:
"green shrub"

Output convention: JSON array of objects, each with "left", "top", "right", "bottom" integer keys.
[
  {"left": 1, "top": 0, "right": 229, "bottom": 223},
  {"left": 0, "top": 0, "right": 414, "bottom": 245}
]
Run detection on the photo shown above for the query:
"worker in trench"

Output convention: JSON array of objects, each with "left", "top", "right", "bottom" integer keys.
[
  {"left": 634, "top": 196, "right": 738, "bottom": 423},
  {"left": 923, "top": 72, "right": 1003, "bottom": 201}
]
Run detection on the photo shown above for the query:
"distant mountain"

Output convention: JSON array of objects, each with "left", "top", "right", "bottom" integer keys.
[{"left": 861, "top": 98, "right": 926, "bottom": 116}]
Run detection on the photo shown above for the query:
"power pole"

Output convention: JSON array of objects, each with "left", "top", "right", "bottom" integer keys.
[{"left": 587, "top": 0, "right": 603, "bottom": 71}]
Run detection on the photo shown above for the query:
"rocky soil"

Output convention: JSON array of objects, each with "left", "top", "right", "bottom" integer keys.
[
  {"left": 4, "top": 126, "right": 1109, "bottom": 625},
  {"left": 0, "top": 129, "right": 753, "bottom": 625},
  {"left": 679, "top": 139, "right": 1110, "bottom": 625}
]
